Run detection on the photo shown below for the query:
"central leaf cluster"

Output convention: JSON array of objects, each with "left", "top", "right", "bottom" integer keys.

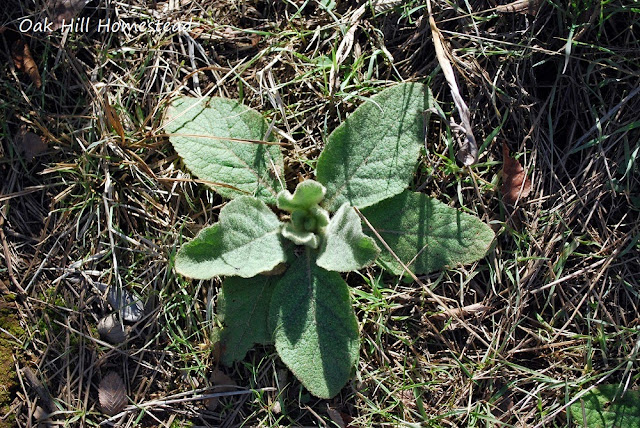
[{"left": 277, "top": 180, "right": 330, "bottom": 249}]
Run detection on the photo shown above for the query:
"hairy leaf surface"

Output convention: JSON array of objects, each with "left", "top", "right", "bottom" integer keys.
[
  {"left": 176, "top": 197, "right": 285, "bottom": 278},
  {"left": 569, "top": 384, "right": 640, "bottom": 427},
  {"left": 277, "top": 180, "right": 326, "bottom": 212},
  {"left": 165, "top": 96, "right": 284, "bottom": 203},
  {"left": 218, "top": 276, "right": 278, "bottom": 365},
  {"left": 317, "top": 203, "right": 380, "bottom": 272},
  {"left": 270, "top": 250, "right": 359, "bottom": 398},
  {"left": 361, "top": 191, "right": 494, "bottom": 275},
  {"left": 316, "top": 83, "right": 432, "bottom": 211}
]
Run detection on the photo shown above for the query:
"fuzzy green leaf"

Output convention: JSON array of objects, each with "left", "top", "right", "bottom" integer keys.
[
  {"left": 361, "top": 191, "right": 494, "bottom": 275},
  {"left": 176, "top": 197, "right": 286, "bottom": 278},
  {"left": 281, "top": 223, "right": 321, "bottom": 248},
  {"left": 165, "top": 96, "right": 284, "bottom": 204},
  {"left": 316, "top": 83, "right": 433, "bottom": 211},
  {"left": 218, "top": 276, "right": 278, "bottom": 366},
  {"left": 270, "top": 250, "right": 359, "bottom": 399},
  {"left": 569, "top": 384, "right": 640, "bottom": 427},
  {"left": 317, "top": 203, "right": 380, "bottom": 272},
  {"left": 277, "top": 180, "right": 326, "bottom": 212}
]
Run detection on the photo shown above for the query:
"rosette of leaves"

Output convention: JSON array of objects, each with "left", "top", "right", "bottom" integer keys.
[{"left": 165, "top": 83, "right": 495, "bottom": 398}]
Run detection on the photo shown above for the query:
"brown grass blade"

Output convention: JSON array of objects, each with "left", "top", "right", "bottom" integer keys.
[
  {"left": 431, "top": 303, "right": 491, "bottom": 321},
  {"left": 329, "top": 5, "right": 366, "bottom": 95},
  {"left": 427, "top": 0, "right": 477, "bottom": 165}
]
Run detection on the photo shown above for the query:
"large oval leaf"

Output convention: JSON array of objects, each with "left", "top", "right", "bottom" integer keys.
[
  {"left": 165, "top": 96, "right": 284, "bottom": 204},
  {"left": 269, "top": 250, "right": 359, "bottom": 399},
  {"left": 218, "top": 275, "right": 278, "bottom": 366},
  {"left": 361, "top": 191, "right": 494, "bottom": 275},
  {"left": 569, "top": 384, "right": 640, "bottom": 427},
  {"left": 175, "top": 197, "right": 286, "bottom": 278},
  {"left": 317, "top": 203, "right": 380, "bottom": 272},
  {"left": 316, "top": 83, "right": 433, "bottom": 211}
]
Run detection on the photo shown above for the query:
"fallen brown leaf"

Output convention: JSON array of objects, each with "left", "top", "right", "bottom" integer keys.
[
  {"left": 501, "top": 142, "right": 531, "bottom": 205},
  {"left": 15, "top": 128, "right": 47, "bottom": 159},
  {"left": 496, "top": 0, "right": 543, "bottom": 15},
  {"left": 396, "top": 389, "right": 417, "bottom": 410},
  {"left": 326, "top": 405, "right": 346, "bottom": 428},
  {"left": 97, "top": 314, "right": 127, "bottom": 344},
  {"left": 205, "top": 369, "right": 237, "bottom": 411},
  {"left": 104, "top": 98, "right": 126, "bottom": 144},
  {"left": 98, "top": 372, "right": 127, "bottom": 416},
  {"left": 12, "top": 40, "right": 42, "bottom": 88},
  {"left": 46, "top": 0, "right": 89, "bottom": 30}
]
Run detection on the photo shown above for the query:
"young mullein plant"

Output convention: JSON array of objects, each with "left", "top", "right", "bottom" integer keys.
[
  {"left": 165, "top": 83, "right": 494, "bottom": 398},
  {"left": 277, "top": 180, "right": 330, "bottom": 249}
]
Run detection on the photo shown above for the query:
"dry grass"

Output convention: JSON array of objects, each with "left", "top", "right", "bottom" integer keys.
[{"left": 1, "top": 0, "right": 639, "bottom": 426}]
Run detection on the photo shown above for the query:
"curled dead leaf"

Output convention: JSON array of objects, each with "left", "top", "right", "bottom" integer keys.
[
  {"left": 496, "top": 0, "right": 543, "bottom": 15},
  {"left": 104, "top": 98, "right": 126, "bottom": 144},
  {"left": 106, "top": 286, "right": 144, "bottom": 322},
  {"left": 501, "top": 142, "right": 532, "bottom": 205},
  {"left": 22, "top": 367, "right": 55, "bottom": 413},
  {"left": 98, "top": 371, "right": 127, "bottom": 416},
  {"left": 272, "top": 399, "right": 281, "bottom": 414},
  {"left": 427, "top": 1, "right": 477, "bottom": 165},
  {"left": 97, "top": 314, "right": 127, "bottom": 344},
  {"left": 326, "top": 405, "right": 346, "bottom": 428},
  {"left": 205, "top": 369, "right": 237, "bottom": 411},
  {"left": 12, "top": 40, "right": 42, "bottom": 88}
]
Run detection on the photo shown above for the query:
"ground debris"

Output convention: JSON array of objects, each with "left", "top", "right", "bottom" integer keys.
[
  {"left": 98, "top": 371, "right": 127, "bottom": 416},
  {"left": 22, "top": 367, "right": 54, "bottom": 414},
  {"left": 501, "top": 142, "right": 531, "bottom": 205},
  {"left": 205, "top": 369, "right": 237, "bottom": 411},
  {"left": 496, "top": 0, "right": 543, "bottom": 15},
  {"left": 11, "top": 40, "right": 41, "bottom": 88},
  {"left": 13, "top": 127, "right": 47, "bottom": 160},
  {"left": 427, "top": 0, "right": 477, "bottom": 165},
  {"left": 97, "top": 314, "right": 127, "bottom": 344},
  {"left": 46, "top": 0, "right": 90, "bottom": 31}
]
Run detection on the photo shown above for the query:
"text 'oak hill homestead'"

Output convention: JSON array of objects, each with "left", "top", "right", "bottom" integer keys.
[{"left": 19, "top": 17, "right": 195, "bottom": 33}]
